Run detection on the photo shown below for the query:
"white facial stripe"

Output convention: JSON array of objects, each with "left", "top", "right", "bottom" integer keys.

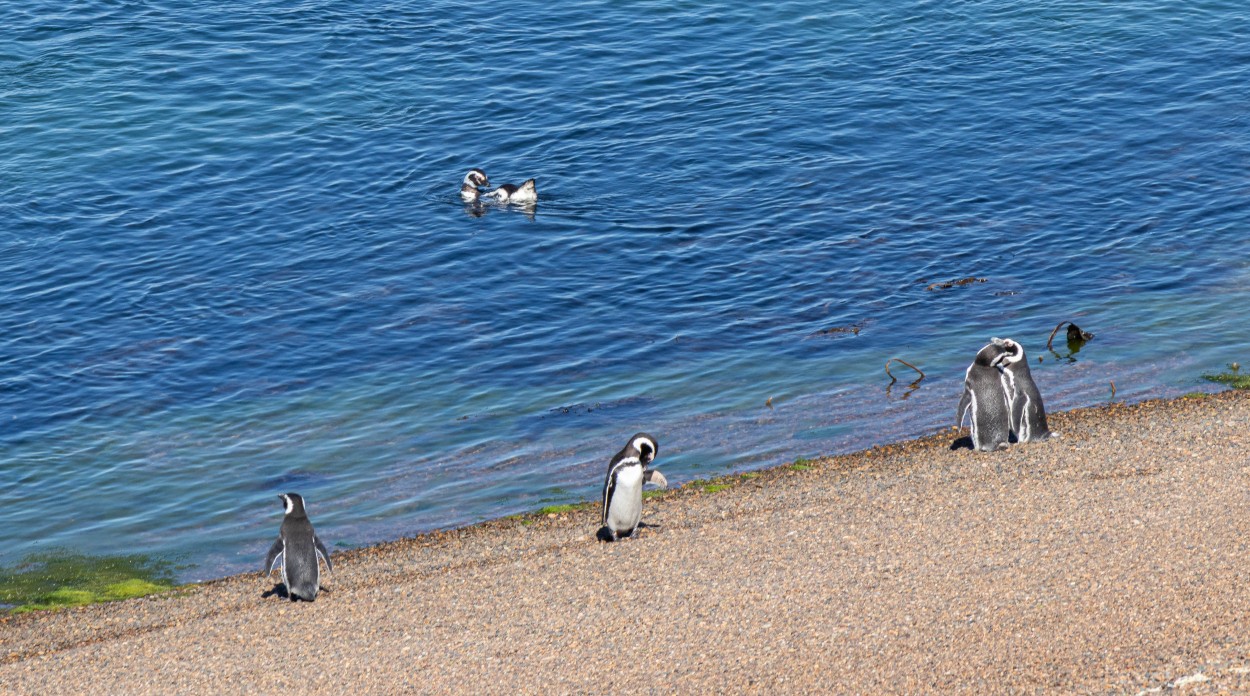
[
  {"left": 632, "top": 436, "right": 656, "bottom": 456},
  {"left": 282, "top": 495, "right": 293, "bottom": 515}
]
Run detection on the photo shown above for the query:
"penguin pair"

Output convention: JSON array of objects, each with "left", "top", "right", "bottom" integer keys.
[
  {"left": 600, "top": 433, "right": 667, "bottom": 541},
  {"left": 263, "top": 493, "right": 333, "bottom": 601},
  {"left": 259, "top": 431, "right": 665, "bottom": 602},
  {"left": 460, "top": 168, "right": 538, "bottom": 204},
  {"left": 956, "top": 337, "right": 1052, "bottom": 451}
]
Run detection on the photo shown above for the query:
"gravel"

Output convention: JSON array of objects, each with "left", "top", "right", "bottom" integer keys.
[{"left": 4, "top": 391, "right": 1250, "bottom": 694}]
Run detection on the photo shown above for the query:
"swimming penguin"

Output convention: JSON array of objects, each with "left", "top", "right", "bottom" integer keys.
[
  {"left": 263, "top": 492, "right": 333, "bottom": 601},
  {"left": 489, "top": 178, "right": 537, "bottom": 204},
  {"left": 956, "top": 341, "right": 1013, "bottom": 452},
  {"left": 461, "top": 168, "right": 490, "bottom": 202},
  {"left": 991, "top": 337, "right": 1053, "bottom": 443},
  {"left": 601, "top": 432, "right": 664, "bottom": 541}
]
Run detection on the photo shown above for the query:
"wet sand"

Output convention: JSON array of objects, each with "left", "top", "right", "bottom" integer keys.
[{"left": 4, "top": 390, "right": 1250, "bottom": 694}]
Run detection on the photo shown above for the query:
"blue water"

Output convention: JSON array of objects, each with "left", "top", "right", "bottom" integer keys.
[{"left": 3, "top": 1, "right": 1249, "bottom": 580}]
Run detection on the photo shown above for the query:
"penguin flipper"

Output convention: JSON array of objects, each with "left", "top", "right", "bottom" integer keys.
[
  {"left": 955, "top": 388, "right": 971, "bottom": 429},
  {"left": 601, "top": 475, "right": 616, "bottom": 527},
  {"left": 314, "top": 534, "right": 333, "bottom": 573},
  {"left": 643, "top": 469, "right": 667, "bottom": 489},
  {"left": 264, "top": 538, "right": 284, "bottom": 576}
]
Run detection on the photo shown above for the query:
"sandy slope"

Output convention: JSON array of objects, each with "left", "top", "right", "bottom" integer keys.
[{"left": 4, "top": 391, "right": 1250, "bottom": 694}]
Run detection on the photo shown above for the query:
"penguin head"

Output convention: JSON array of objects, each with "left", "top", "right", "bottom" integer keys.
[
  {"left": 973, "top": 341, "right": 1009, "bottom": 367},
  {"left": 629, "top": 433, "right": 658, "bottom": 466},
  {"left": 278, "top": 492, "right": 308, "bottom": 517},
  {"left": 463, "top": 168, "right": 489, "bottom": 188},
  {"left": 990, "top": 337, "right": 1026, "bottom": 367}
]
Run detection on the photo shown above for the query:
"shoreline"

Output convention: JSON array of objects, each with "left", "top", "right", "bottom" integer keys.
[{"left": 4, "top": 389, "right": 1250, "bottom": 692}]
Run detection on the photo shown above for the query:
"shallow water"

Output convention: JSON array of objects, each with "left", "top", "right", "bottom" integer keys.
[{"left": 2, "top": 1, "right": 1248, "bottom": 580}]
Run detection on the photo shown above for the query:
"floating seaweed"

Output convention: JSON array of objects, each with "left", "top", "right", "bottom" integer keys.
[
  {"left": 925, "top": 277, "right": 987, "bottom": 291},
  {"left": 884, "top": 358, "right": 925, "bottom": 399},
  {"left": 812, "top": 323, "right": 863, "bottom": 337},
  {"left": 1046, "top": 320, "right": 1095, "bottom": 352}
]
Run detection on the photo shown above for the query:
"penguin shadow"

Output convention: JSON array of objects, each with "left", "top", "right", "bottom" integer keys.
[
  {"left": 261, "top": 583, "right": 291, "bottom": 600},
  {"left": 949, "top": 435, "right": 974, "bottom": 451},
  {"left": 950, "top": 434, "right": 1025, "bottom": 451},
  {"left": 261, "top": 583, "right": 332, "bottom": 602},
  {"left": 595, "top": 521, "right": 660, "bottom": 543}
]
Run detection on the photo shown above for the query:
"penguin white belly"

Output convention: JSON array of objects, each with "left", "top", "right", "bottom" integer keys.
[{"left": 606, "top": 465, "right": 644, "bottom": 534}]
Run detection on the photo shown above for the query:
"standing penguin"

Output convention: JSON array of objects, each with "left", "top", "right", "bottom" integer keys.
[
  {"left": 956, "top": 341, "right": 1013, "bottom": 451},
  {"left": 264, "top": 493, "right": 333, "bottom": 601},
  {"left": 991, "top": 337, "right": 1053, "bottom": 442},
  {"left": 601, "top": 433, "right": 665, "bottom": 541}
]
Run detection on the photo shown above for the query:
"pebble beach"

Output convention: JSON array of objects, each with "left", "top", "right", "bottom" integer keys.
[{"left": 4, "top": 389, "right": 1250, "bottom": 694}]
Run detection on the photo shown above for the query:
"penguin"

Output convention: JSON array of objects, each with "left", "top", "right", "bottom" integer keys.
[
  {"left": 263, "top": 492, "right": 333, "bottom": 601},
  {"left": 489, "top": 178, "right": 537, "bottom": 204},
  {"left": 956, "top": 341, "right": 1013, "bottom": 452},
  {"left": 461, "top": 168, "right": 490, "bottom": 202},
  {"left": 991, "top": 337, "right": 1053, "bottom": 443},
  {"left": 600, "top": 432, "right": 664, "bottom": 541}
]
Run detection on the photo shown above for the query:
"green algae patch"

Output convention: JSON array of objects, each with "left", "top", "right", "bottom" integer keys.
[
  {"left": 0, "top": 550, "right": 177, "bottom": 614},
  {"left": 537, "top": 503, "right": 583, "bottom": 516},
  {"left": 1203, "top": 363, "right": 1250, "bottom": 390},
  {"left": 102, "top": 578, "right": 169, "bottom": 601},
  {"left": 789, "top": 458, "right": 815, "bottom": 471},
  {"left": 23, "top": 588, "right": 97, "bottom": 611},
  {"left": 687, "top": 478, "right": 733, "bottom": 494}
]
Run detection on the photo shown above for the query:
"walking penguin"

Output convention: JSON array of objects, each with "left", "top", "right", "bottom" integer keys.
[
  {"left": 264, "top": 493, "right": 333, "bottom": 601},
  {"left": 991, "top": 337, "right": 1053, "bottom": 442},
  {"left": 956, "top": 341, "right": 1013, "bottom": 451},
  {"left": 600, "top": 433, "right": 666, "bottom": 541}
]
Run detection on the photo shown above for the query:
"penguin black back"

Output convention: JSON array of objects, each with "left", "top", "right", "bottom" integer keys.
[
  {"left": 956, "top": 341, "right": 1013, "bottom": 451},
  {"left": 991, "top": 337, "right": 1052, "bottom": 443},
  {"left": 264, "top": 492, "right": 333, "bottom": 601}
]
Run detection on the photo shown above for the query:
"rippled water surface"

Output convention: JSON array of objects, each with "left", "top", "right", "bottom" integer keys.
[{"left": 3, "top": 1, "right": 1249, "bottom": 579}]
